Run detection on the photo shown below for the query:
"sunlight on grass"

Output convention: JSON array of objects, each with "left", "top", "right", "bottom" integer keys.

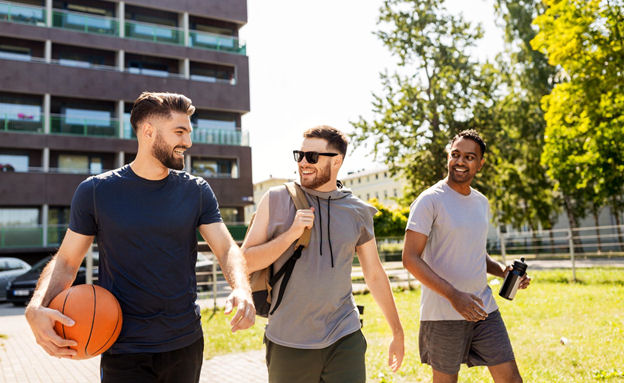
[{"left": 201, "top": 268, "right": 624, "bottom": 382}]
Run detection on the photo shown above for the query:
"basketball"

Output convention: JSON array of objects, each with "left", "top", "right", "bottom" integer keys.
[{"left": 48, "top": 284, "right": 123, "bottom": 359}]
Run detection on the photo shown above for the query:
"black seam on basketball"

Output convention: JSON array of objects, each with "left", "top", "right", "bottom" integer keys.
[
  {"left": 84, "top": 285, "right": 96, "bottom": 356},
  {"left": 60, "top": 288, "right": 72, "bottom": 340},
  {"left": 92, "top": 302, "right": 120, "bottom": 355}
]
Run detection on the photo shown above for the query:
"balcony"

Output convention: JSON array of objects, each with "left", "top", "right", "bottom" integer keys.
[
  {"left": 189, "top": 30, "right": 245, "bottom": 55},
  {"left": 52, "top": 8, "right": 118, "bottom": 36},
  {"left": 125, "top": 20, "right": 183, "bottom": 45},
  {"left": 1, "top": 113, "right": 43, "bottom": 133},
  {"left": 1, "top": 1, "right": 246, "bottom": 55},
  {"left": 191, "top": 127, "right": 248, "bottom": 146},
  {"left": 50, "top": 113, "right": 119, "bottom": 138},
  {"left": 0, "top": 224, "right": 249, "bottom": 249},
  {"left": 0, "top": 1, "right": 45, "bottom": 26},
  {"left": 0, "top": 224, "right": 67, "bottom": 249}
]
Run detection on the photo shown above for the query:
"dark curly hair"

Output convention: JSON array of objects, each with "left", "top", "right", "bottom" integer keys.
[{"left": 450, "top": 129, "right": 486, "bottom": 157}]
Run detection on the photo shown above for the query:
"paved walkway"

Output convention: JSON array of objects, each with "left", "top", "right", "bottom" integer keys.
[
  {"left": 0, "top": 303, "right": 267, "bottom": 383},
  {"left": 1, "top": 258, "right": 622, "bottom": 382}
]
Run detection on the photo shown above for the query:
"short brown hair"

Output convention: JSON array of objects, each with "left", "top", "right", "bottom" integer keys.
[
  {"left": 303, "top": 125, "right": 348, "bottom": 157},
  {"left": 130, "top": 92, "right": 196, "bottom": 133}
]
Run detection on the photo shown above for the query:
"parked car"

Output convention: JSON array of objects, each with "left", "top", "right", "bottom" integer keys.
[
  {"left": 0, "top": 257, "right": 31, "bottom": 301},
  {"left": 6, "top": 254, "right": 98, "bottom": 306}
]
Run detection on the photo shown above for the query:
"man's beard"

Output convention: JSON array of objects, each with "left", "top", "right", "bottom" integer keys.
[
  {"left": 300, "top": 162, "right": 331, "bottom": 189},
  {"left": 153, "top": 132, "right": 185, "bottom": 170}
]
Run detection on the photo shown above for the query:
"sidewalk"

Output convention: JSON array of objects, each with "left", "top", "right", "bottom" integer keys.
[
  {"left": 0, "top": 303, "right": 267, "bottom": 383},
  {"left": 1, "top": 258, "right": 622, "bottom": 382}
]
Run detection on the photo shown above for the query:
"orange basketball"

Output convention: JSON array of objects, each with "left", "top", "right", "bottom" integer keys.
[{"left": 49, "top": 284, "right": 123, "bottom": 359}]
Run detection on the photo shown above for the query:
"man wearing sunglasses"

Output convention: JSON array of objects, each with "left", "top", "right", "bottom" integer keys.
[{"left": 242, "top": 125, "right": 404, "bottom": 383}]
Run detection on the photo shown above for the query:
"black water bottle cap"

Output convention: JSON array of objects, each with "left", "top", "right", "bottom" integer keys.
[{"left": 513, "top": 257, "right": 528, "bottom": 274}]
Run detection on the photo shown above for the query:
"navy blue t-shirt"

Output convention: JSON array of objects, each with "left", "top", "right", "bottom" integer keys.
[{"left": 69, "top": 165, "right": 222, "bottom": 354}]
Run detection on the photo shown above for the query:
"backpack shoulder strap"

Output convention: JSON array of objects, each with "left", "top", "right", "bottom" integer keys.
[{"left": 284, "top": 182, "right": 311, "bottom": 248}]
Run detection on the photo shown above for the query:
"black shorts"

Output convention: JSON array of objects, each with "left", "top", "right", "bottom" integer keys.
[
  {"left": 419, "top": 310, "right": 515, "bottom": 375},
  {"left": 100, "top": 337, "right": 204, "bottom": 383}
]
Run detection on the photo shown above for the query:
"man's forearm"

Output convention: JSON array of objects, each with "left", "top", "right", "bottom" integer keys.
[
  {"left": 404, "top": 254, "right": 457, "bottom": 300},
  {"left": 28, "top": 255, "right": 76, "bottom": 308},
  {"left": 365, "top": 268, "right": 403, "bottom": 336},
  {"left": 243, "top": 228, "right": 300, "bottom": 273},
  {"left": 486, "top": 254, "right": 506, "bottom": 278},
  {"left": 221, "top": 244, "right": 252, "bottom": 292}
]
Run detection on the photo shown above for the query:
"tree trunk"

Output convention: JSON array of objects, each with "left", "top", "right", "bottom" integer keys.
[
  {"left": 593, "top": 209, "right": 602, "bottom": 253},
  {"left": 613, "top": 208, "right": 624, "bottom": 252},
  {"left": 563, "top": 194, "right": 583, "bottom": 253}
]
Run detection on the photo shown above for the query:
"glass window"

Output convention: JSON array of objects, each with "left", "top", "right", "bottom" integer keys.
[
  {"left": 0, "top": 102, "right": 41, "bottom": 122},
  {"left": 220, "top": 208, "right": 238, "bottom": 223},
  {"left": 192, "top": 158, "right": 238, "bottom": 178},
  {"left": 59, "top": 154, "right": 89, "bottom": 172},
  {"left": 0, "top": 45, "right": 31, "bottom": 61},
  {"left": 0, "top": 208, "right": 39, "bottom": 227},
  {"left": 64, "top": 108, "right": 111, "bottom": 127},
  {"left": 0, "top": 154, "right": 28, "bottom": 171}
]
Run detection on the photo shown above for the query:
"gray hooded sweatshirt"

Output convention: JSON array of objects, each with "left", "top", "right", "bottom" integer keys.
[{"left": 264, "top": 182, "right": 377, "bottom": 349}]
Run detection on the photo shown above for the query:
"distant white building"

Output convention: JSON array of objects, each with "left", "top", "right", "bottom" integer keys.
[
  {"left": 244, "top": 176, "right": 293, "bottom": 223},
  {"left": 340, "top": 166, "right": 406, "bottom": 207}
]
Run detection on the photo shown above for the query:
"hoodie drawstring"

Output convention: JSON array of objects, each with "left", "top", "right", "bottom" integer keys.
[
  {"left": 327, "top": 196, "right": 334, "bottom": 268},
  {"left": 315, "top": 196, "right": 335, "bottom": 268}
]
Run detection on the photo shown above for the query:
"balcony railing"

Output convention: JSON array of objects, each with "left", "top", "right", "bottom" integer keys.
[
  {"left": 1, "top": 113, "right": 44, "bottom": 133},
  {"left": 0, "top": 224, "right": 249, "bottom": 249},
  {"left": 189, "top": 30, "right": 246, "bottom": 55},
  {"left": 0, "top": 1, "right": 245, "bottom": 55},
  {"left": 125, "top": 20, "right": 183, "bottom": 45},
  {"left": 0, "top": 1, "right": 45, "bottom": 26},
  {"left": 52, "top": 8, "right": 118, "bottom": 36},
  {"left": 50, "top": 113, "right": 119, "bottom": 137},
  {"left": 1, "top": 113, "right": 250, "bottom": 145}
]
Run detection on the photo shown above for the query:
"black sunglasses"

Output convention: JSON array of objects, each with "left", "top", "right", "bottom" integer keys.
[{"left": 293, "top": 150, "right": 339, "bottom": 164}]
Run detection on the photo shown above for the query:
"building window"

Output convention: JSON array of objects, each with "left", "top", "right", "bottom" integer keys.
[
  {"left": 366, "top": 193, "right": 370, "bottom": 200},
  {"left": 358, "top": 178, "right": 361, "bottom": 184},
  {"left": 384, "top": 190, "right": 388, "bottom": 198},
  {"left": 220, "top": 208, "right": 238, "bottom": 223},
  {"left": 393, "top": 189, "right": 397, "bottom": 197},
  {"left": 0, "top": 208, "right": 39, "bottom": 227},
  {"left": 0, "top": 153, "right": 28, "bottom": 172},
  {"left": 58, "top": 154, "right": 103, "bottom": 174},
  {"left": 384, "top": 172, "right": 388, "bottom": 178},
  {"left": 192, "top": 158, "right": 238, "bottom": 178},
  {"left": 375, "top": 174, "right": 379, "bottom": 180},
  {"left": 64, "top": 108, "right": 111, "bottom": 127},
  {"left": 375, "top": 192, "right": 379, "bottom": 199}
]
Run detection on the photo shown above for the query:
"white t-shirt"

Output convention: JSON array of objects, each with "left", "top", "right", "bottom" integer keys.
[{"left": 406, "top": 180, "right": 498, "bottom": 321}]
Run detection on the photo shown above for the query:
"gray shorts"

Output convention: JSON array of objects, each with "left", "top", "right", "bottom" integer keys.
[{"left": 419, "top": 310, "right": 515, "bottom": 375}]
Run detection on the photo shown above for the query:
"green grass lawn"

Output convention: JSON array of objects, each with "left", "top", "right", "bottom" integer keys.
[{"left": 202, "top": 268, "right": 624, "bottom": 382}]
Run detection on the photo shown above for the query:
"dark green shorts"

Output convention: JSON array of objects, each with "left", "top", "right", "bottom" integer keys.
[{"left": 265, "top": 330, "right": 367, "bottom": 383}]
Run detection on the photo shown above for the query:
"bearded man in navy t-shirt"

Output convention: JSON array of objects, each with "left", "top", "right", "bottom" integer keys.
[{"left": 25, "top": 92, "right": 255, "bottom": 383}]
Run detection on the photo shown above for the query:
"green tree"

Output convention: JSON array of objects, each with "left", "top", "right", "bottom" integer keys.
[
  {"left": 490, "top": 0, "right": 561, "bottom": 250},
  {"left": 351, "top": 0, "right": 498, "bottom": 203},
  {"left": 532, "top": 0, "right": 624, "bottom": 244},
  {"left": 369, "top": 198, "right": 409, "bottom": 238}
]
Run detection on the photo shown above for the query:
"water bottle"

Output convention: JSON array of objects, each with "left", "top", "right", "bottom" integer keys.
[{"left": 499, "top": 257, "right": 528, "bottom": 300}]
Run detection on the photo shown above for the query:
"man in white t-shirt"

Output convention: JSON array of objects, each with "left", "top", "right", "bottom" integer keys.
[{"left": 403, "top": 130, "right": 530, "bottom": 383}]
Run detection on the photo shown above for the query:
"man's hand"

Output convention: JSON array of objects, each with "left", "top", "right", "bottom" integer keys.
[
  {"left": 388, "top": 333, "right": 404, "bottom": 372},
  {"left": 288, "top": 207, "right": 315, "bottom": 238},
  {"left": 448, "top": 289, "right": 488, "bottom": 322},
  {"left": 224, "top": 288, "right": 255, "bottom": 333},
  {"left": 504, "top": 266, "right": 531, "bottom": 289},
  {"left": 25, "top": 305, "right": 77, "bottom": 358}
]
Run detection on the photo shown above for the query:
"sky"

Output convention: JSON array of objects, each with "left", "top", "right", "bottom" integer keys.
[{"left": 240, "top": 0, "right": 504, "bottom": 183}]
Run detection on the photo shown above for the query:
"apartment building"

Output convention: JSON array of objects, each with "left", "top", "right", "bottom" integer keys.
[
  {"left": 341, "top": 166, "right": 406, "bottom": 207},
  {"left": 0, "top": 0, "right": 251, "bottom": 261}
]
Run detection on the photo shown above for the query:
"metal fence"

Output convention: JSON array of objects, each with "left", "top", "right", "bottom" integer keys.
[{"left": 500, "top": 224, "right": 624, "bottom": 281}]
